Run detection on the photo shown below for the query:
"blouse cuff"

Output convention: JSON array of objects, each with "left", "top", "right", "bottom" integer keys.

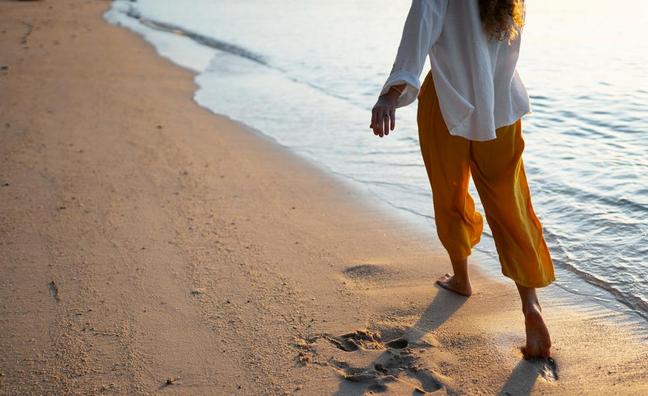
[{"left": 380, "top": 70, "right": 421, "bottom": 108}]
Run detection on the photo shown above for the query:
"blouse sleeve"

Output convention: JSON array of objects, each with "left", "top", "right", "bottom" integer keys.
[{"left": 380, "top": 0, "right": 448, "bottom": 107}]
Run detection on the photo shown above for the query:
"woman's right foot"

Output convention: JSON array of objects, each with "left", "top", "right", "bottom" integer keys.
[
  {"left": 521, "top": 305, "right": 551, "bottom": 359},
  {"left": 436, "top": 273, "right": 472, "bottom": 297}
]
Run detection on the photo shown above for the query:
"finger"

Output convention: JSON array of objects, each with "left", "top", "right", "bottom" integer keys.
[
  {"left": 372, "top": 110, "right": 380, "bottom": 135},
  {"left": 383, "top": 114, "right": 389, "bottom": 136},
  {"left": 376, "top": 111, "right": 385, "bottom": 137},
  {"left": 371, "top": 109, "right": 377, "bottom": 131},
  {"left": 390, "top": 109, "right": 396, "bottom": 131},
  {"left": 383, "top": 110, "right": 391, "bottom": 136}
]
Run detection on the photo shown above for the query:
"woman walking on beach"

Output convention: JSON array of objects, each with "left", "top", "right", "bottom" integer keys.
[{"left": 371, "top": 0, "right": 555, "bottom": 358}]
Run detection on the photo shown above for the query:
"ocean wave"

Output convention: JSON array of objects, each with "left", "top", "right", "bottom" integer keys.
[{"left": 122, "top": 5, "right": 268, "bottom": 66}]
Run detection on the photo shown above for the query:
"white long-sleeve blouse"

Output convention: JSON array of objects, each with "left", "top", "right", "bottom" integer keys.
[{"left": 381, "top": 0, "right": 530, "bottom": 141}]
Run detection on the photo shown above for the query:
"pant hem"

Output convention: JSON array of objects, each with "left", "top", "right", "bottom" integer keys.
[{"left": 502, "top": 272, "right": 556, "bottom": 289}]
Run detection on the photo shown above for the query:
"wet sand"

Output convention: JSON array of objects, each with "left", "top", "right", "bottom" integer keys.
[{"left": 0, "top": 0, "right": 647, "bottom": 394}]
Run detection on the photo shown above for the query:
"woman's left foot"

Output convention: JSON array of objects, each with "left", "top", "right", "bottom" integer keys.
[
  {"left": 436, "top": 273, "right": 472, "bottom": 297},
  {"left": 521, "top": 305, "right": 552, "bottom": 359}
]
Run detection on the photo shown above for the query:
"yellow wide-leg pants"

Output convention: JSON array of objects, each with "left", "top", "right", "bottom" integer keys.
[{"left": 417, "top": 72, "right": 555, "bottom": 288}]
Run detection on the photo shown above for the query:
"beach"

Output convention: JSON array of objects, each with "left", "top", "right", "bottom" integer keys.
[{"left": 0, "top": 0, "right": 647, "bottom": 395}]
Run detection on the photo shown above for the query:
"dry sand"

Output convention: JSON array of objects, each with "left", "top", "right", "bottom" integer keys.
[{"left": 1, "top": 0, "right": 647, "bottom": 395}]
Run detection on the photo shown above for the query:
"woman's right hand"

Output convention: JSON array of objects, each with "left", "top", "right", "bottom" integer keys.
[{"left": 370, "top": 85, "right": 404, "bottom": 137}]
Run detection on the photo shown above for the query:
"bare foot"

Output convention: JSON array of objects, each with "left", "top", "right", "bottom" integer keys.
[
  {"left": 436, "top": 273, "right": 472, "bottom": 297},
  {"left": 521, "top": 305, "right": 551, "bottom": 359}
]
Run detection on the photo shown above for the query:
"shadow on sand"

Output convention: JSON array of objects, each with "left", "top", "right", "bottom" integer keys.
[
  {"left": 499, "top": 356, "right": 558, "bottom": 395},
  {"left": 498, "top": 359, "right": 540, "bottom": 395},
  {"left": 331, "top": 285, "right": 558, "bottom": 395}
]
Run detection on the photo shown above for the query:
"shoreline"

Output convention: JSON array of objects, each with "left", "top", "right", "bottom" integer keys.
[
  {"left": 1, "top": 0, "right": 647, "bottom": 394},
  {"left": 105, "top": 0, "right": 648, "bottom": 321}
]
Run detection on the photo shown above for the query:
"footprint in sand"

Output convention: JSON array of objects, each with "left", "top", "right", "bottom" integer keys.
[
  {"left": 343, "top": 264, "right": 386, "bottom": 279},
  {"left": 293, "top": 329, "right": 446, "bottom": 394},
  {"left": 326, "top": 330, "right": 384, "bottom": 352},
  {"left": 385, "top": 338, "right": 409, "bottom": 349}
]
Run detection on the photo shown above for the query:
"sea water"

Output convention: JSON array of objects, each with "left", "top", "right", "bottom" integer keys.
[{"left": 105, "top": 0, "right": 648, "bottom": 319}]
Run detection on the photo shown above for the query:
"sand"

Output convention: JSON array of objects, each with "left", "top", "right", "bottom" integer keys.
[{"left": 1, "top": 0, "right": 647, "bottom": 395}]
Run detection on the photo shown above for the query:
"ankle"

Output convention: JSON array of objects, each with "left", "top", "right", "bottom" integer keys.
[
  {"left": 522, "top": 302, "right": 542, "bottom": 316},
  {"left": 451, "top": 272, "right": 470, "bottom": 283}
]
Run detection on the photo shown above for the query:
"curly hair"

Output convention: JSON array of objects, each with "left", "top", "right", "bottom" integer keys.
[{"left": 478, "top": 0, "right": 525, "bottom": 42}]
